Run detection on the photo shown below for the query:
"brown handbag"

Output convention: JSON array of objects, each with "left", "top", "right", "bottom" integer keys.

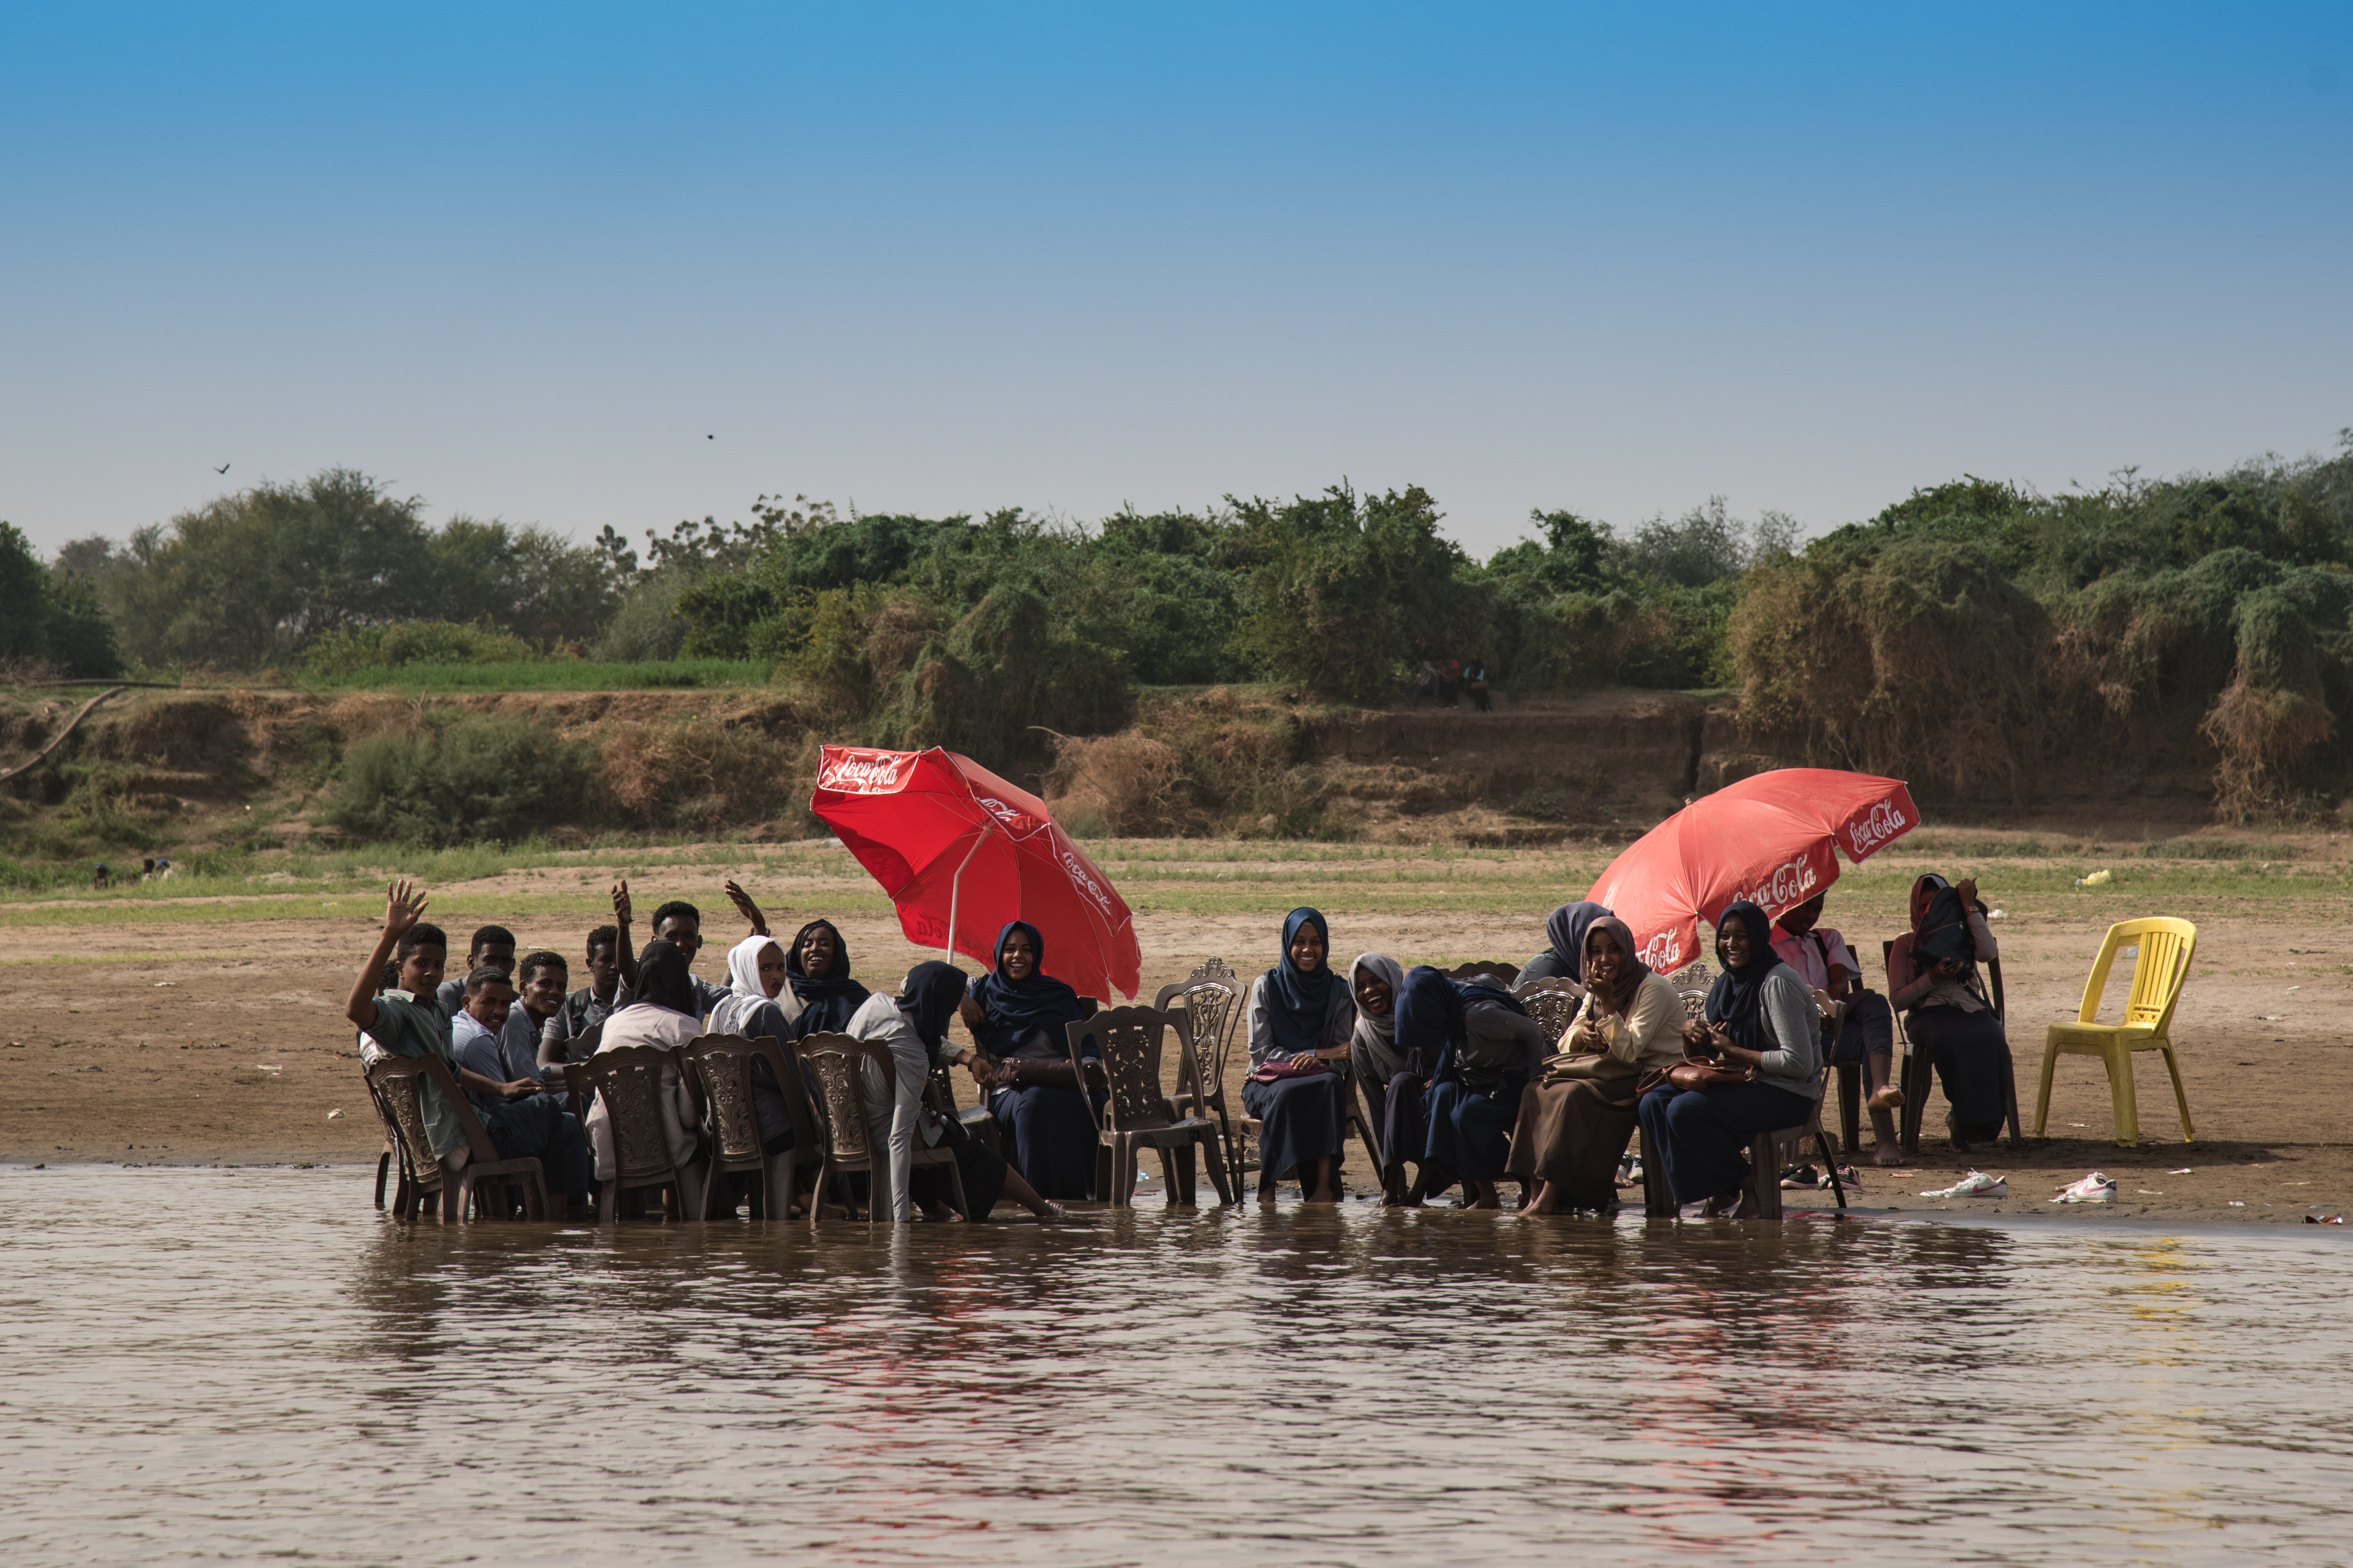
[{"left": 1639, "top": 1056, "right": 1753, "bottom": 1095}]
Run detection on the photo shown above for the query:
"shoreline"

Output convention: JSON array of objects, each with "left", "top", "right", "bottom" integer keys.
[{"left": 9, "top": 1157, "right": 2345, "bottom": 1230}]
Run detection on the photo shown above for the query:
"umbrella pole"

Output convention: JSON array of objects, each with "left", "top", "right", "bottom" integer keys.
[{"left": 944, "top": 831, "right": 986, "bottom": 960}]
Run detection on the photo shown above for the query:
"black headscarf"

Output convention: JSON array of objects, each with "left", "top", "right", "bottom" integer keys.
[
  {"left": 1392, "top": 965, "right": 1463, "bottom": 1077},
  {"left": 1262, "top": 907, "right": 1338, "bottom": 1056},
  {"left": 1704, "top": 900, "right": 1789, "bottom": 1055},
  {"left": 1910, "top": 873, "right": 1978, "bottom": 968},
  {"left": 966, "top": 920, "right": 1090, "bottom": 1057},
  {"left": 785, "top": 918, "right": 870, "bottom": 1036},
  {"left": 898, "top": 961, "right": 970, "bottom": 1064},
  {"left": 631, "top": 939, "right": 696, "bottom": 1017},
  {"left": 1543, "top": 901, "right": 1612, "bottom": 982}
]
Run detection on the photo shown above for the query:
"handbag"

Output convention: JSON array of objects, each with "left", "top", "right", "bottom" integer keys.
[
  {"left": 1639, "top": 1056, "right": 1753, "bottom": 1095},
  {"left": 1539, "top": 1050, "right": 1630, "bottom": 1085}
]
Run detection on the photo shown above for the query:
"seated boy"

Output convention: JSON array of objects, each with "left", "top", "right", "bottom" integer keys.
[
  {"left": 1773, "top": 893, "right": 1903, "bottom": 1167},
  {"left": 609, "top": 878, "right": 774, "bottom": 1020},
  {"left": 434, "top": 924, "right": 518, "bottom": 1017},
  {"left": 540, "top": 926, "right": 623, "bottom": 1062},
  {"left": 506, "top": 949, "right": 573, "bottom": 1074},
  {"left": 449, "top": 965, "right": 595, "bottom": 1214}
]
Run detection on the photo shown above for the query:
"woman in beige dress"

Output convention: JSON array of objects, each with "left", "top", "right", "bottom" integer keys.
[{"left": 1506, "top": 916, "right": 1685, "bottom": 1214}]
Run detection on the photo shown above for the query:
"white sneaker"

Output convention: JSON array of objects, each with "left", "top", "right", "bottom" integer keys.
[
  {"left": 1920, "top": 1170, "right": 2006, "bottom": 1198},
  {"left": 2053, "top": 1172, "right": 2118, "bottom": 1204}
]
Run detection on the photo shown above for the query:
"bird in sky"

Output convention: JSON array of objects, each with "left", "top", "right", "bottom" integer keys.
[
  {"left": 706, "top": 434, "right": 714, "bottom": 440},
  {"left": 214, "top": 463, "right": 230, "bottom": 474}
]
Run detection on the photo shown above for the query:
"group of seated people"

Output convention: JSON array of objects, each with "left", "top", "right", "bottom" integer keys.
[
  {"left": 1251, "top": 874, "right": 2008, "bottom": 1219},
  {"left": 345, "top": 860, "right": 2010, "bottom": 1225}
]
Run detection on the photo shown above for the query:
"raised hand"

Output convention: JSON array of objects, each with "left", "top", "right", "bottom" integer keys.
[
  {"left": 723, "top": 878, "right": 769, "bottom": 936},
  {"left": 611, "top": 878, "right": 633, "bottom": 928},
  {"left": 383, "top": 878, "right": 429, "bottom": 937}
]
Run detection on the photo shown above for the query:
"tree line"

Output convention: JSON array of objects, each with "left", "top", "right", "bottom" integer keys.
[{"left": 11, "top": 437, "right": 2353, "bottom": 812}]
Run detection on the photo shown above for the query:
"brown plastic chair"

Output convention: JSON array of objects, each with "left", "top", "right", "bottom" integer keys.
[
  {"left": 682, "top": 1032, "right": 821, "bottom": 1220},
  {"left": 1156, "top": 959, "right": 1245, "bottom": 1193},
  {"left": 361, "top": 1063, "right": 409, "bottom": 1212},
  {"left": 791, "top": 1031, "right": 968, "bottom": 1224},
  {"left": 578, "top": 1044, "right": 704, "bottom": 1221},
  {"left": 1515, "top": 977, "right": 1588, "bottom": 1046},
  {"left": 1062, "top": 1007, "right": 1235, "bottom": 1206},
  {"left": 365, "top": 1054, "right": 550, "bottom": 1221}
]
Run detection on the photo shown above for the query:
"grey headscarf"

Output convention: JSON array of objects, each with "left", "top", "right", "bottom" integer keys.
[{"left": 1348, "top": 952, "right": 1407, "bottom": 1080}]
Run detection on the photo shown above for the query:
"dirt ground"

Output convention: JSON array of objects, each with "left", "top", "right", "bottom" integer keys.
[{"left": 6, "top": 848, "right": 2350, "bottom": 1229}]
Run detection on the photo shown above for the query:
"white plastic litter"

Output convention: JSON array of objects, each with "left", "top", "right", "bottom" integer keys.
[
  {"left": 2169, "top": 1167, "right": 2193, "bottom": 1175},
  {"left": 1987, "top": 909, "right": 2006, "bottom": 920},
  {"left": 327, "top": 1109, "right": 344, "bottom": 1120},
  {"left": 2053, "top": 1172, "right": 2118, "bottom": 1204},
  {"left": 1922, "top": 1170, "right": 2006, "bottom": 1198}
]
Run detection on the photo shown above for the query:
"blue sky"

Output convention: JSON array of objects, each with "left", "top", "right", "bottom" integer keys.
[{"left": 3, "top": 2, "right": 2348, "bottom": 559}]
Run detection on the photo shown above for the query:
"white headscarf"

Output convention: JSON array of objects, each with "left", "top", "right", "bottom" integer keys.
[
  {"left": 1349, "top": 952, "right": 1406, "bottom": 1079},
  {"left": 708, "top": 934, "right": 784, "bottom": 1037}
]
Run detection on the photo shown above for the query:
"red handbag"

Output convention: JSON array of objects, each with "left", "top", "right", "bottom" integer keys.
[{"left": 1640, "top": 1057, "right": 1753, "bottom": 1095}]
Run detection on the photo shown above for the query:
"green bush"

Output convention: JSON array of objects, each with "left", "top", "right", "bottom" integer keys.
[
  {"left": 299, "top": 620, "right": 537, "bottom": 679},
  {"left": 323, "top": 714, "right": 598, "bottom": 846}
]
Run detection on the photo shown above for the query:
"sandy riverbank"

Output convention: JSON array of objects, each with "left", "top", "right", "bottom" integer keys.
[{"left": 4, "top": 837, "right": 2349, "bottom": 1223}]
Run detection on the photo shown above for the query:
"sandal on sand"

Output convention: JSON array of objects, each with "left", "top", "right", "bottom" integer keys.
[{"left": 1779, "top": 1163, "right": 1819, "bottom": 1190}]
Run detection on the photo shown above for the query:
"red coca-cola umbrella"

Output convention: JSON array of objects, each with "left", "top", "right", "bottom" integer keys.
[
  {"left": 1586, "top": 768, "right": 1918, "bottom": 975},
  {"left": 809, "top": 745, "right": 1141, "bottom": 1002}
]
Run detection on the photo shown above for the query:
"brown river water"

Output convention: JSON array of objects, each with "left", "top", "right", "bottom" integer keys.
[{"left": 4, "top": 1167, "right": 2350, "bottom": 1565}]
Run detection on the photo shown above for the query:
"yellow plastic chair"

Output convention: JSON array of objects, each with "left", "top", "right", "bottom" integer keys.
[{"left": 2034, "top": 917, "right": 2198, "bottom": 1147}]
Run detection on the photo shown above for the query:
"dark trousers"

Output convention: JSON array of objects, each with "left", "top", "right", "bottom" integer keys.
[
  {"left": 480, "top": 1096, "right": 594, "bottom": 1203},
  {"left": 1829, "top": 991, "right": 1894, "bottom": 1063},
  {"left": 1638, "top": 1080, "right": 1817, "bottom": 1204}
]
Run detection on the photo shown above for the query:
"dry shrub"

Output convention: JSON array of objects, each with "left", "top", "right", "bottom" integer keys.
[
  {"left": 601, "top": 714, "right": 796, "bottom": 830},
  {"left": 87, "top": 695, "right": 249, "bottom": 772},
  {"left": 2202, "top": 676, "right": 2335, "bottom": 819},
  {"left": 1043, "top": 732, "right": 1191, "bottom": 834}
]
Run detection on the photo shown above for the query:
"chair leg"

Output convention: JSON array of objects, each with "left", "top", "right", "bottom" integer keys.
[
  {"left": 1168, "top": 1141, "right": 1196, "bottom": 1206},
  {"left": 1814, "top": 1130, "right": 1846, "bottom": 1211},
  {"left": 1203, "top": 1133, "right": 1235, "bottom": 1205},
  {"left": 1999, "top": 1043, "right": 2026, "bottom": 1148},
  {"left": 1746, "top": 1134, "right": 1782, "bottom": 1219},
  {"left": 2033, "top": 1039, "right": 2060, "bottom": 1137},
  {"left": 375, "top": 1148, "right": 391, "bottom": 1209},
  {"left": 1641, "top": 1131, "right": 1674, "bottom": 1218},
  {"left": 2104, "top": 1043, "right": 2141, "bottom": 1147},
  {"left": 1899, "top": 1048, "right": 1929, "bottom": 1154},
  {"left": 2158, "top": 1043, "right": 2195, "bottom": 1142},
  {"left": 1835, "top": 1062, "right": 1861, "bottom": 1159}
]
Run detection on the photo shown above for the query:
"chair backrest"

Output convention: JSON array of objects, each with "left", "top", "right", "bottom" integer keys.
[
  {"left": 583, "top": 1044, "right": 684, "bottom": 1180},
  {"left": 365, "top": 1052, "right": 498, "bottom": 1166},
  {"left": 1068, "top": 1006, "right": 1177, "bottom": 1132},
  {"left": 1515, "top": 977, "right": 1587, "bottom": 1044},
  {"left": 1446, "top": 960, "right": 1521, "bottom": 986},
  {"left": 791, "top": 1032, "right": 889, "bottom": 1163},
  {"left": 752, "top": 1035, "right": 824, "bottom": 1158},
  {"left": 1155, "top": 978, "right": 1238, "bottom": 1102},
  {"left": 682, "top": 1032, "right": 766, "bottom": 1165},
  {"left": 1668, "top": 960, "right": 1713, "bottom": 1024},
  {"left": 2078, "top": 917, "right": 2198, "bottom": 1032},
  {"left": 363, "top": 1058, "right": 443, "bottom": 1190}
]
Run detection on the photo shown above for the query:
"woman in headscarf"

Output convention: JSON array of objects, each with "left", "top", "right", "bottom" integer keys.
[
  {"left": 703, "top": 934, "right": 805, "bottom": 1195},
  {"left": 1637, "top": 901, "right": 1822, "bottom": 1218},
  {"left": 1346, "top": 953, "right": 1409, "bottom": 1198},
  {"left": 783, "top": 918, "right": 869, "bottom": 1038},
  {"left": 1384, "top": 966, "right": 1461, "bottom": 1204},
  {"left": 1420, "top": 969, "right": 1549, "bottom": 1208},
  {"left": 843, "top": 961, "right": 1067, "bottom": 1222},
  {"left": 1887, "top": 873, "right": 2008, "bottom": 1147},
  {"left": 959, "top": 921, "right": 1101, "bottom": 1200},
  {"left": 584, "top": 939, "right": 706, "bottom": 1198},
  {"left": 1505, "top": 916, "right": 1683, "bottom": 1213},
  {"left": 1241, "top": 909, "right": 1356, "bottom": 1202},
  {"left": 1518, "top": 901, "right": 1612, "bottom": 985}
]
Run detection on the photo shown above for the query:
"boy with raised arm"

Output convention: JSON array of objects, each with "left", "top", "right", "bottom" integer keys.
[{"left": 609, "top": 877, "right": 776, "bottom": 1021}]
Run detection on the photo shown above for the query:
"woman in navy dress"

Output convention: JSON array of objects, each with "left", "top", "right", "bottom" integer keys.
[
  {"left": 959, "top": 920, "right": 1101, "bottom": 1200},
  {"left": 1241, "top": 907, "right": 1356, "bottom": 1202}
]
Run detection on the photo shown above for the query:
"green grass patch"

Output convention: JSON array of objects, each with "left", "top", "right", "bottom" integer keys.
[{"left": 304, "top": 658, "right": 772, "bottom": 693}]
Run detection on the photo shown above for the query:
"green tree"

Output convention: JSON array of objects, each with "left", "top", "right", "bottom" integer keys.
[
  {"left": 1232, "top": 484, "right": 1465, "bottom": 701},
  {"left": 105, "top": 469, "right": 440, "bottom": 668},
  {"left": 0, "top": 522, "right": 123, "bottom": 676}
]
